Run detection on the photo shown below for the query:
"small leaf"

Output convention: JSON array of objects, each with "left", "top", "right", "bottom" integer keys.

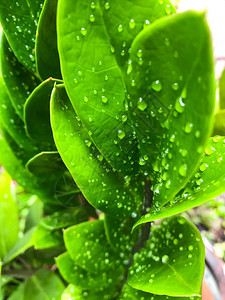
[
  {"left": 0, "top": 172, "right": 19, "bottom": 259},
  {"left": 51, "top": 84, "right": 141, "bottom": 217},
  {"left": 24, "top": 78, "right": 62, "bottom": 145},
  {"left": 0, "top": 0, "right": 44, "bottom": 72},
  {"left": 24, "top": 198, "right": 43, "bottom": 232},
  {"left": 134, "top": 136, "right": 225, "bottom": 225},
  {"left": 56, "top": 252, "right": 122, "bottom": 290},
  {"left": 0, "top": 34, "right": 40, "bottom": 119},
  {"left": 64, "top": 220, "right": 125, "bottom": 274},
  {"left": 127, "top": 11, "right": 215, "bottom": 207},
  {"left": 26, "top": 151, "right": 65, "bottom": 175},
  {"left": 128, "top": 216, "right": 205, "bottom": 296},
  {"left": 3, "top": 227, "right": 36, "bottom": 264},
  {"left": 36, "top": 0, "right": 62, "bottom": 80}
]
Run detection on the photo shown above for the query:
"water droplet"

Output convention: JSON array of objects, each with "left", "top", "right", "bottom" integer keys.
[
  {"left": 165, "top": 4, "right": 172, "bottom": 14},
  {"left": 90, "top": 14, "right": 95, "bottom": 22},
  {"left": 122, "top": 115, "right": 127, "bottom": 122},
  {"left": 165, "top": 180, "right": 171, "bottom": 189},
  {"left": 85, "top": 140, "right": 92, "bottom": 147},
  {"left": 200, "top": 163, "right": 208, "bottom": 172},
  {"left": 90, "top": 2, "right": 96, "bottom": 9},
  {"left": 102, "top": 96, "right": 108, "bottom": 103},
  {"left": 162, "top": 255, "right": 169, "bottom": 264},
  {"left": 137, "top": 98, "right": 147, "bottom": 111},
  {"left": 118, "top": 25, "right": 123, "bottom": 32},
  {"left": 129, "top": 19, "right": 136, "bottom": 29},
  {"left": 184, "top": 123, "right": 193, "bottom": 133},
  {"left": 179, "top": 164, "right": 187, "bottom": 177},
  {"left": 143, "top": 20, "right": 150, "bottom": 29},
  {"left": 151, "top": 80, "right": 162, "bottom": 92},
  {"left": 80, "top": 28, "right": 87, "bottom": 36},
  {"left": 118, "top": 130, "right": 125, "bottom": 139},
  {"left": 205, "top": 146, "right": 215, "bottom": 155},
  {"left": 110, "top": 45, "right": 115, "bottom": 54},
  {"left": 171, "top": 82, "right": 179, "bottom": 91},
  {"left": 105, "top": 2, "right": 110, "bottom": 9},
  {"left": 84, "top": 96, "right": 88, "bottom": 102}
]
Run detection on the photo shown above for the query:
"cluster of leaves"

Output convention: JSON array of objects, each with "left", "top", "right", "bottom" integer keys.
[{"left": 0, "top": 0, "right": 225, "bottom": 299}]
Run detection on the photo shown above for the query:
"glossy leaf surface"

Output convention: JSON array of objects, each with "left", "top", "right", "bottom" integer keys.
[
  {"left": 56, "top": 252, "right": 123, "bottom": 290},
  {"left": 128, "top": 216, "right": 204, "bottom": 296},
  {"left": 33, "top": 226, "right": 63, "bottom": 249},
  {"left": 134, "top": 136, "right": 225, "bottom": 225},
  {"left": 0, "top": 0, "right": 44, "bottom": 72},
  {"left": 36, "top": 0, "right": 61, "bottom": 80},
  {"left": 127, "top": 11, "right": 215, "bottom": 207},
  {"left": 0, "top": 172, "right": 19, "bottom": 259},
  {"left": 57, "top": 0, "right": 175, "bottom": 174},
  {"left": 26, "top": 151, "right": 65, "bottom": 175},
  {"left": 64, "top": 220, "right": 124, "bottom": 274},
  {"left": 51, "top": 85, "right": 141, "bottom": 217},
  {"left": 24, "top": 78, "right": 62, "bottom": 145},
  {"left": 0, "top": 34, "right": 39, "bottom": 119}
]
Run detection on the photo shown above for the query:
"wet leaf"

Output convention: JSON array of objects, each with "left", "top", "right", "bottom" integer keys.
[
  {"left": 134, "top": 136, "right": 225, "bottom": 225},
  {"left": 56, "top": 252, "right": 122, "bottom": 291},
  {"left": 57, "top": 0, "right": 175, "bottom": 174},
  {"left": 51, "top": 84, "right": 141, "bottom": 217},
  {"left": 128, "top": 216, "right": 204, "bottom": 296},
  {"left": 36, "top": 0, "right": 61, "bottom": 80},
  {"left": 0, "top": 34, "right": 39, "bottom": 119},
  {"left": 24, "top": 78, "right": 62, "bottom": 145},
  {"left": 0, "top": 0, "right": 44, "bottom": 72},
  {"left": 127, "top": 11, "right": 215, "bottom": 207},
  {"left": 64, "top": 220, "right": 125, "bottom": 274}
]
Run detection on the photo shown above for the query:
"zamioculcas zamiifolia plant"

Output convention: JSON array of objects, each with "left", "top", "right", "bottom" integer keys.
[{"left": 1, "top": 0, "right": 225, "bottom": 299}]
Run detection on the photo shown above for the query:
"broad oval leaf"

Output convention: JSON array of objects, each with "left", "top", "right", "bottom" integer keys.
[
  {"left": 0, "top": 34, "right": 40, "bottom": 120},
  {"left": 57, "top": 0, "right": 175, "bottom": 174},
  {"left": 126, "top": 11, "right": 215, "bottom": 207},
  {"left": 0, "top": 0, "right": 44, "bottom": 72},
  {"left": 36, "top": 0, "right": 62, "bottom": 80},
  {"left": 56, "top": 252, "right": 123, "bottom": 291},
  {"left": 24, "top": 78, "right": 62, "bottom": 145},
  {"left": 64, "top": 220, "right": 125, "bottom": 274},
  {"left": 51, "top": 84, "right": 141, "bottom": 217},
  {"left": 134, "top": 136, "right": 225, "bottom": 225},
  {"left": 128, "top": 216, "right": 205, "bottom": 296}
]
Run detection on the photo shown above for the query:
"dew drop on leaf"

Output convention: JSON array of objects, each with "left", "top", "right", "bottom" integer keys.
[
  {"left": 129, "top": 19, "right": 136, "bottom": 29},
  {"left": 179, "top": 164, "right": 187, "bottom": 177},
  {"left": 151, "top": 80, "right": 162, "bottom": 92},
  {"left": 117, "top": 130, "right": 125, "bottom": 139}
]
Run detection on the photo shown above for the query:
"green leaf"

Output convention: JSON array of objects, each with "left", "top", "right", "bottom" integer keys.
[
  {"left": 119, "top": 284, "right": 200, "bottom": 300},
  {"left": 213, "top": 110, "right": 225, "bottom": 136},
  {"left": 26, "top": 151, "right": 65, "bottom": 175},
  {"left": 24, "top": 78, "right": 62, "bottom": 145},
  {"left": 56, "top": 252, "right": 122, "bottom": 290},
  {"left": 61, "top": 284, "right": 118, "bottom": 300},
  {"left": 134, "top": 136, "right": 225, "bottom": 225},
  {"left": 36, "top": 0, "right": 61, "bottom": 80},
  {"left": 57, "top": 0, "right": 175, "bottom": 174},
  {"left": 219, "top": 68, "right": 225, "bottom": 109},
  {"left": 3, "top": 227, "right": 35, "bottom": 264},
  {"left": 0, "top": 77, "right": 39, "bottom": 157},
  {"left": 20, "top": 269, "right": 64, "bottom": 300},
  {"left": 8, "top": 283, "right": 25, "bottom": 300},
  {"left": 25, "top": 198, "right": 43, "bottom": 232},
  {"left": 64, "top": 219, "right": 125, "bottom": 274},
  {"left": 0, "top": 34, "right": 40, "bottom": 119},
  {"left": 126, "top": 11, "right": 215, "bottom": 207},
  {"left": 51, "top": 84, "right": 141, "bottom": 217},
  {"left": 40, "top": 207, "right": 94, "bottom": 231},
  {"left": 33, "top": 226, "right": 63, "bottom": 249},
  {"left": 128, "top": 216, "right": 205, "bottom": 296},
  {"left": 0, "top": 172, "right": 19, "bottom": 259},
  {"left": 0, "top": 0, "right": 44, "bottom": 72}
]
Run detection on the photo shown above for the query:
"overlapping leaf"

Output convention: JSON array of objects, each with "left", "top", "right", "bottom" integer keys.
[
  {"left": 134, "top": 136, "right": 225, "bottom": 226},
  {"left": 0, "top": 0, "right": 44, "bottom": 72},
  {"left": 51, "top": 84, "right": 142, "bottom": 217},
  {"left": 128, "top": 216, "right": 205, "bottom": 296},
  {"left": 57, "top": 0, "right": 175, "bottom": 174},
  {"left": 36, "top": 0, "right": 61, "bottom": 80}
]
